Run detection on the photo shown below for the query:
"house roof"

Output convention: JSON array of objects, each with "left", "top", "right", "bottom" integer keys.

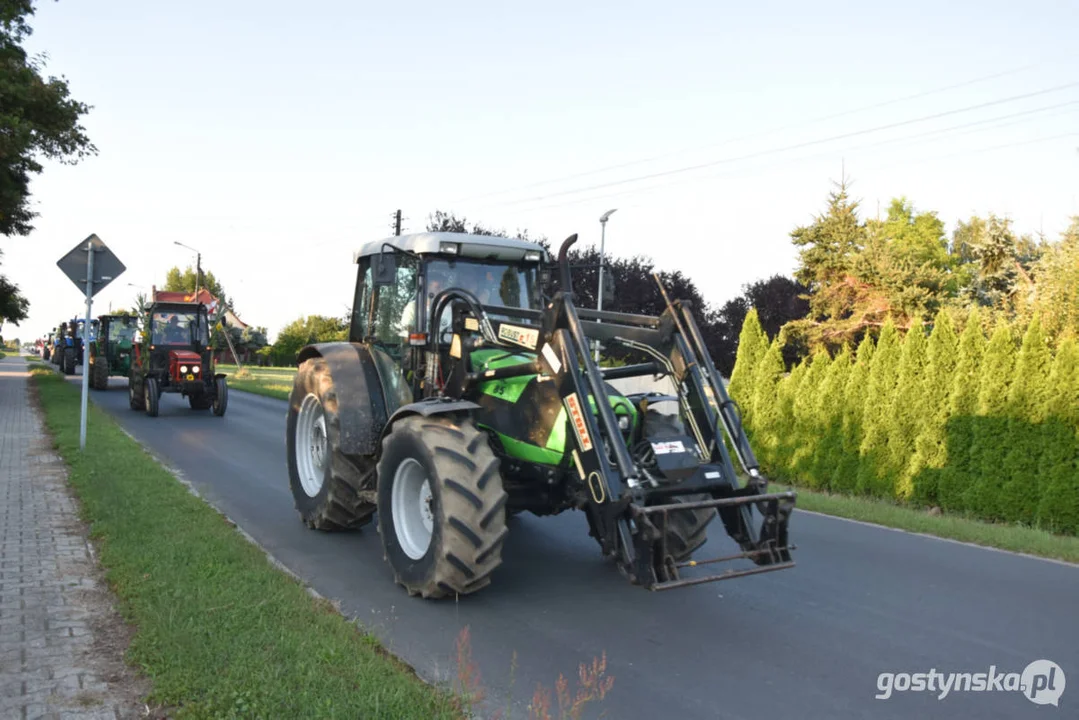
[{"left": 151, "top": 287, "right": 249, "bottom": 329}]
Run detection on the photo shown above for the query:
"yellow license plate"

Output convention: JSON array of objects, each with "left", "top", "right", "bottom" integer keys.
[{"left": 186, "top": 374, "right": 195, "bottom": 381}]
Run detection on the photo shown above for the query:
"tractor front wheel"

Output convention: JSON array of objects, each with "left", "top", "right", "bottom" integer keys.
[
  {"left": 144, "top": 378, "right": 160, "bottom": 417},
  {"left": 376, "top": 416, "right": 508, "bottom": 599},
  {"left": 62, "top": 348, "right": 75, "bottom": 375},
  {"left": 212, "top": 377, "right": 228, "bottom": 416},
  {"left": 128, "top": 374, "right": 144, "bottom": 410}
]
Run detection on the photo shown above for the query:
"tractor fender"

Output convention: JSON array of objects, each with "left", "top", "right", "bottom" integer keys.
[
  {"left": 296, "top": 342, "right": 389, "bottom": 457},
  {"left": 379, "top": 398, "right": 483, "bottom": 445}
]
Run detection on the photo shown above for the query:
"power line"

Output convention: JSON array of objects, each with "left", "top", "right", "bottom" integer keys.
[
  {"left": 484, "top": 81, "right": 1079, "bottom": 209},
  {"left": 449, "top": 64, "right": 1037, "bottom": 205}
]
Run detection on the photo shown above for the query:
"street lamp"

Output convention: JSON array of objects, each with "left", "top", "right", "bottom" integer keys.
[
  {"left": 594, "top": 209, "right": 617, "bottom": 362},
  {"left": 173, "top": 241, "right": 202, "bottom": 298}
]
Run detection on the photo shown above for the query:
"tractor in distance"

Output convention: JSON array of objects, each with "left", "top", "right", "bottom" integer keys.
[
  {"left": 127, "top": 300, "right": 228, "bottom": 417},
  {"left": 285, "top": 231, "right": 796, "bottom": 600},
  {"left": 57, "top": 318, "right": 96, "bottom": 376},
  {"left": 89, "top": 314, "right": 139, "bottom": 390},
  {"left": 49, "top": 323, "right": 66, "bottom": 367},
  {"left": 41, "top": 332, "right": 54, "bottom": 361}
]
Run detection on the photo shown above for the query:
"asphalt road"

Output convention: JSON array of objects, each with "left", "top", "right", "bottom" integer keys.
[{"left": 68, "top": 371, "right": 1078, "bottom": 719}]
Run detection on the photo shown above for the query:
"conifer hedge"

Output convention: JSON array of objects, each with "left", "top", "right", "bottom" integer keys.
[{"left": 729, "top": 310, "right": 1079, "bottom": 535}]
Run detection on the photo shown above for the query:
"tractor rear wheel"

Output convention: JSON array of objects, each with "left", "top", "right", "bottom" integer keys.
[
  {"left": 63, "top": 347, "right": 75, "bottom": 375},
  {"left": 376, "top": 415, "right": 508, "bottom": 599},
  {"left": 144, "top": 378, "right": 160, "bottom": 417},
  {"left": 287, "top": 357, "right": 376, "bottom": 530}
]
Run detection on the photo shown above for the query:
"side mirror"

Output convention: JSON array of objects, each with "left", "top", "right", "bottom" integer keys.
[{"left": 372, "top": 252, "right": 397, "bottom": 286}]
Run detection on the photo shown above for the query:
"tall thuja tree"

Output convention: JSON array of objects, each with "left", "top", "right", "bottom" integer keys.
[
  {"left": 966, "top": 322, "right": 1016, "bottom": 519},
  {"left": 771, "top": 359, "right": 809, "bottom": 479},
  {"left": 888, "top": 325, "right": 930, "bottom": 500},
  {"left": 998, "top": 317, "right": 1053, "bottom": 524},
  {"left": 856, "top": 320, "right": 902, "bottom": 497},
  {"left": 831, "top": 335, "right": 875, "bottom": 493},
  {"left": 936, "top": 310, "right": 987, "bottom": 511},
  {"left": 791, "top": 351, "right": 832, "bottom": 484},
  {"left": 811, "top": 346, "right": 852, "bottom": 490},
  {"left": 907, "top": 310, "right": 959, "bottom": 504},
  {"left": 728, "top": 309, "right": 768, "bottom": 428},
  {"left": 749, "top": 338, "right": 786, "bottom": 472},
  {"left": 1036, "top": 337, "right": 1079, "bottom": 534}
]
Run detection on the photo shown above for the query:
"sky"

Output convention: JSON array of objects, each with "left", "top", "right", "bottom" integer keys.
[{"left": 4, "top": 0, "right": 1078, "bottom": 343}]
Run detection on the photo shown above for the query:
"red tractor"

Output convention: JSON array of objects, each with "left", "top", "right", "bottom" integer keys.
[{"left": 128, "top": 300, "right": 228, "bottom": 417}]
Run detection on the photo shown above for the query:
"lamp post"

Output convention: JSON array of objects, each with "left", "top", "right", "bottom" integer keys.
[
  {"left": 173, "top": 241, "right": 202, "bottom": 298},
  {"left": 594, "top": 209, "right": 617, "bottom": 362}
]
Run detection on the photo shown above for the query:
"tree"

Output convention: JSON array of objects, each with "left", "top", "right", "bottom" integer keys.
[
  {"left": 1025, "top": 217, "right": 1079, "bottom": 343},
  {"left": 936, "top": 308, "right": 986, "bottom": 511},
  {"left": 906, "top": 309, "right": 959, "bottom": 504},
  {"left": 998, "top": 316, "right": 1052, "bottom": 524},
  {"left": 0, "top": 1, "right": 96, "bottom": 237},
  {"left": 270, "top": 315, "right": 347, "bottom": 365},
  {"left": 967, "top": 322, "right": 1015, "bottom": 519},
  {"left": 1036, "top": 337, "right": 1079, "bottom": 534},
  {"left": 0, "top": 252, "right": 29, "bottom": 330},
  {"left": 713, "top": 275, "right": 810, "bottom": 373},
  {"left": 887, "top": 322, "right": 929, "bottom": 499},
  {"left": 855, "top": 319, "right": 901, "bottom": 497},
  {"left": 727, "top": 309, "right": 767, "bottom": 425},
  {"left": 830, "top": 334, "right": 874, "bottom": 493},
  {"left": 163, "top": 264, "right": 230, "bottom": 307},
  {"left": 749, "top": 338, "right": 785, "bottom": 471}
]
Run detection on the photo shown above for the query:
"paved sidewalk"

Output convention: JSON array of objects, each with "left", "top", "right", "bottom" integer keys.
[{"left": 0, "top": 355, "right": 146, "bottom": 720}]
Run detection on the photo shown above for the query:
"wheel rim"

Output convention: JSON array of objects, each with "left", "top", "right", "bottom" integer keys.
[
  {"left": 392, "top": 458, "right": 434, "bottom": 560},
  {"left": 296, "top": 393, "right": 328, "bottom": 497}
]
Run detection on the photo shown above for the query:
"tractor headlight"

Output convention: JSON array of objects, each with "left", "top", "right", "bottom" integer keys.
[
  {"left": 192, "top": 365, "right": 200, "bottom": 374},
  {"left": 180, "top": 365, "right": 189, "bottom": 374},
  {"left": 617, "top": 414, "right": 630, "bottom": 432}
]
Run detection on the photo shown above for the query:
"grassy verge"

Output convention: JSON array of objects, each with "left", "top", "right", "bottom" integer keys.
[
  {"left": 216, "top": 363, "right": 295, "bottom": 401},
  {"left": 29, "top": 365, "right": 461, "bottom": 719},
  {"left": 769, "top": 481, "right": 1079, "bottom": 564}
]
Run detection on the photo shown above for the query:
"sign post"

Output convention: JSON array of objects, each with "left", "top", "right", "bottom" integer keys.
[{"left": 56, "top": 234, "right": 126, "bottom": 450}]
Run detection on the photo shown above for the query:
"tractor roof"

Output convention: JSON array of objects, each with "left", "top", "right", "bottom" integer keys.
[{"left": 353, "top": 232, "right": 550, "bottom": 264}]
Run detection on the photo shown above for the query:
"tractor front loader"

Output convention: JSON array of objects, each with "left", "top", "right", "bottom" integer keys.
[{"left": 285, "top": 231, "right": 796, "bottom": 599}]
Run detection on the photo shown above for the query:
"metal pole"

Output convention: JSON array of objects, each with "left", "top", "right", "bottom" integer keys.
[
  {"left": 195, "top": 252, "right": 201, "bottom": 299},
  {"left": 594, "top": 219, "right": 607, "bottom": 363},
  {"left": 80, "top": 242, "right": 94, "bottom": 451}
]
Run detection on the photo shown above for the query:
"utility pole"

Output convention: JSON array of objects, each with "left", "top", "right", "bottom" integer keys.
[
  {"left": 595, "top": 209, "right": 618, "bottom": 363},
  {"left": 394, "top": 209, "right": 403, "bottom": 236}
]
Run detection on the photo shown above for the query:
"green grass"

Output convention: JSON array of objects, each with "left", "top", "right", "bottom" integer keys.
[
  {"left": 217, "top": 363, "right": 296, "bottom": 401},
  {"left": 29, "top": 366, "right": 461, "bottom": 719},
  {"left": 769, "top": 481, "right": 1079, "bottom": 564}
]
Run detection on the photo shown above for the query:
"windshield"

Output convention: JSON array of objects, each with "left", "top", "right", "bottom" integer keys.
[
  {"left": 424, "top": 259, "right": 540, "bottom": 313},
  {"left": 151, "top": 311, "right": 209, "bottom": 346},
  {"left": 108, "top": 317, "right": 138, "bottom": 346}
]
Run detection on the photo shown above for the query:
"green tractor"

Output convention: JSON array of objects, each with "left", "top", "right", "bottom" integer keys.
[
  {"left": 285, "top": 232, "right": 796, "bottom": 599},
  {"left": 89, "top": 314, "right": 139, "bottom": 390}
]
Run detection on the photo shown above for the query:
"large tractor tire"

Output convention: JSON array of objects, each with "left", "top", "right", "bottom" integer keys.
[
  {"left": 128, "top": 373, "right": 144, "bottom": 410},
  {"left": 62, "top": 347, "right": 76, "bottom": 375},
  {"left": 642, "top": 409, "right": 718, "bottom": 561},
  {"left": 144, "top": 378, "right": 160, "bottom": 417},
  {"left": 90, "top": 355, "right": 109, "bottom": 390},
  {"left": 212, "top": 377, "right": 228, "bottom": 417},
  {"left": 376, "top": 415, "right": 508, "bottom": 599},
  {"left": 287, "top": 357, "right": 377, "bottom": 531}
]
